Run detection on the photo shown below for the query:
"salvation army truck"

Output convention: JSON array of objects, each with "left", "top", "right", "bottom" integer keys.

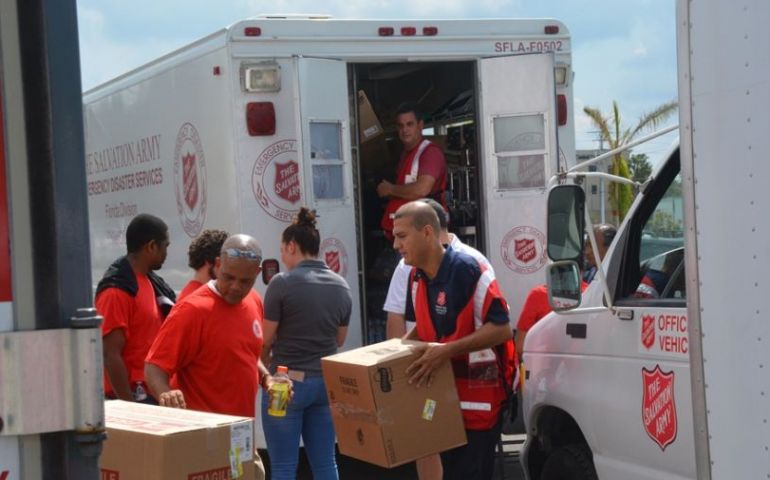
[
  {"left": 520, "top": 1, "right": 770, "bottom": 479},
  {"left": 83, "top": 15, "right": 576, "bottom": 349}
]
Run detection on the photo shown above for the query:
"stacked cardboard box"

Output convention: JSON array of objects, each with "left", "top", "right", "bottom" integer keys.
[{"left": 101, "top": 400, "right": 255, "bottom": 480}]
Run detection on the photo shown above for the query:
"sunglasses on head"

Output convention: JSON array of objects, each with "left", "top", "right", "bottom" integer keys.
[{"left": 224, "top": 248, "right": 262, "bottom": 264}]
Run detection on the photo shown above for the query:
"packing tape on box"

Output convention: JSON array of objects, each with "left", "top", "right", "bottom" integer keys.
[{"left": 330, "top": 402, "right": 381, "bottom": 424}]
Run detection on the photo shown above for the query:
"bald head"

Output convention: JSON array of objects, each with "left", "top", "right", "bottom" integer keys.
[
  {"left": 394, "top": 201, "right": 441, "bottom": 235},
  {"left": 215, "top": 234, "right": 262, "bottom": 305},
  {"left": 221, "top": 234, "right": 263, "bottom": 263}
]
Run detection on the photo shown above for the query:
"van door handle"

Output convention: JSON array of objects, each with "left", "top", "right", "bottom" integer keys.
[{"left": 566, "top": 323, "right": 587, "bottom": 339}]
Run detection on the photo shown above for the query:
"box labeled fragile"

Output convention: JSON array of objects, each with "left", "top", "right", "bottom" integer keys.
[
  {"left": 100, "top": 400, "right": 255, "bottom": 480},
  {"left": 322, "top": 339, "right": 466, "bottom": 468}
]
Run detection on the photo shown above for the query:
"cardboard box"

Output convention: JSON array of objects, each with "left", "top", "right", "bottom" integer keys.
[
  {"left": 101, "top": 400, "right": 255, "bottom": 480},
  {"left": 322, "top": 339, "right": 466, "bottom": 468},
  {"left": 358, "top": 90, "right": 384, "bottom": 144}
]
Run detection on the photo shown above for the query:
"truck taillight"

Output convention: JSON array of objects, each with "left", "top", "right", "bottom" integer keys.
[
  {"left": 244, "top": 27, "right": 261, "bottom": 37},
  {"left": 557, "top": 94, "right": 567, "bottom": 126},
  {"left": 378, "top": 27, "right": 394, "bottom": 36},
  {"left": 401, "top": 27, "right": 417, "bottom": 36},
  {"left": 261, "top": 259, "right": 280, "bottom": 285},
  {"left": 545, "top": 25, "right": 559, "bottom": 34},
  {"left": 423, "top": 26, "right": 438, "bottom": 36},
  {"left": 247, "top": 102, "right": 276, "bottom": 136}
]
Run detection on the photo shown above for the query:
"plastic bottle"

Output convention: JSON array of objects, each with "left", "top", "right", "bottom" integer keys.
[
  {"left": 133, "top": 382, "right": 147, "bottom": 402},
  {"left": 267, "top": 366, "right": 290, "bottom": 417}
]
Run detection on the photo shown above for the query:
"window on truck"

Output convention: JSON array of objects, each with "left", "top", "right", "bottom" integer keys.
[
  {"left": 310, "top": 121, "right": 345, "bottom": 201},
  {"left": 613, "top": 150, "right": 685, "bottom": 305},
  {"left": 493, "top": 113, "right": 547, "bottom": 189}
]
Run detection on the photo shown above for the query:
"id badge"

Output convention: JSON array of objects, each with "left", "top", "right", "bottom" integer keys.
[{"left": 468, "top": 348, "right": 499, "bottom": 389}]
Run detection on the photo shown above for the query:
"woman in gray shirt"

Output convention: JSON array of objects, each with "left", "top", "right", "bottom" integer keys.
[{"left": 261, "top": 207, "right": 352, "bottom": 480}]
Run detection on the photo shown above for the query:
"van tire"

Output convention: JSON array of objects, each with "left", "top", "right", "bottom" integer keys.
[{"left": 539, "top": 443, "right": 598, "bottom": 480}]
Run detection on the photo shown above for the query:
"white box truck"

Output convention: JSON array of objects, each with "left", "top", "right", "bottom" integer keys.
[
  {"left": 521, "top": 1, "right": 770, "bottom": 479},
  {"left": 83, "top": 15, "right": 576, "bottom": 350}
]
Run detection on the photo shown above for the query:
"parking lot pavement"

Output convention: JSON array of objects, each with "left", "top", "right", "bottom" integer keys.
[{"left": 272, "top": 433, "right": 527, "bottom": 480}]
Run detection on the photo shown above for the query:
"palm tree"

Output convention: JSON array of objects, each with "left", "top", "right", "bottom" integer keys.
[{"left": 583, "top": 100, "right": 678, "bottom": 222}]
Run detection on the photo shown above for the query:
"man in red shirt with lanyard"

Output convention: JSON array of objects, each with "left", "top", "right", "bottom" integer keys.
[
  {"left": 395, "top": 201, "right": 515, "bottom": 480},
  {"left": 96, "top": 213, "right": 175, "bottom": 403},
  {"left": 378, "top": 103, "right": 447, "bottom": 240}
]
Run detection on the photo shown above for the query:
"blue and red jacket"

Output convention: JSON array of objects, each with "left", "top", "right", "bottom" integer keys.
[{"left": 405, "top": 247, "right": 516, "bottom": 430}]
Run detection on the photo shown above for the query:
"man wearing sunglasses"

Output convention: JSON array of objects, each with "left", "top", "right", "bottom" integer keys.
[{"left": 145, "top": 234, "right": 277, "bottom": 420}]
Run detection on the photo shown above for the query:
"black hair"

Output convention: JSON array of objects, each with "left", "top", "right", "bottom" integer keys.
[
  {"left": 187, "top": 229, "right": 229, "bottom": 269},
  {"left": 420, "top": 198, "right": 449, "bottom": 231},
  {"left": 599, "top": 224, "right": 618, "bottom": 248},
  {"left": 394, "top": 102, "right": 423, "bottom": 122},
  {"left": 126, "top": 213, "right": 168, "bottom": 253},
  {"left": 393, "top": 202, "right": 440, "bottom": 234},
  {"left": 282, "top": 207, "right": 320, "bottom": 256}
]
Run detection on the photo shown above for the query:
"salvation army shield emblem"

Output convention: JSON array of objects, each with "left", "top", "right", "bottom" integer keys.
[
  {"left": 182, "top": 153, "right": 199, "bottom": 210},
  {"left": 515, "top": 238, "right": 537, "bottom": 263},
  {"left": 325, "top": 250, "right": 341, "bottom": 273},
  {"left": 641, "top": 314, "right": 656, "bottom": 350},
  {"left": 437, "top": 291, "right": 447, "bottom": 306},
  {"left": 274, "top": 160, "right": 300, "bottom": 204},
  {"left": 642, "top": 366, "right": 678, "bottom": 450}
]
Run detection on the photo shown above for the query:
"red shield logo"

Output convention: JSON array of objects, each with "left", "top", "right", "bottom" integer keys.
[
  {"left": 274, "top": 160, "right": 300, "bottom": 204},
  {"left": 325, "top": 250, "right": 341, "bottom": 273},
  {"left": 514, "top": 238, "right": 536, "bottom": 263},
  {"left": 182, "top": 153, "right": 199, "bottom": 210},
  {"left": 642, "top": 366, "right": 677, "bottom": 450},
  {"left": 641, "top": 314, "right": 656, "bottom": 350},
  {"left": 437, "top": 291, "right": 446, "bottom": 306}
]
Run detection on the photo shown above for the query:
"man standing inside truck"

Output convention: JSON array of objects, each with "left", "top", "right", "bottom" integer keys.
[
  {"left": 96, "top": 213, "right": 175, "bottom": 403},
  {"left": 377, "top": 103, "right": 447, "bottom": 240},
  {"left": 395, "top": 201, "right": 515, "bottom": 480}
]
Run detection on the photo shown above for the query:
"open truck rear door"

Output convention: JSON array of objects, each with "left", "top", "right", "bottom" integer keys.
[
  {"left": 478, "top": 53, "right": 560, "bottom": 319},
  {"left": 295, "top": 57, "right": 362, "bottom": 347}
]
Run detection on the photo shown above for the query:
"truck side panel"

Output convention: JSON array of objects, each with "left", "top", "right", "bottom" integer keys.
[
  {"left": 679, "top": 1, "right": 770, "bottom": 477},
  {"left": 85, "top": 45, "right": 240, "bottom": 289}
]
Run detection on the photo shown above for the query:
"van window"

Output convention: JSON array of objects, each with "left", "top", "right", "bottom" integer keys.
[
  {"left": 493, "top": 114, "right": 546, "bottom": 189},
  {"left": 310, "top": 121, "right": 345, "bottom": 200},
  {"left": 630, "top": 173, "right": 686, "bottom": 300}
]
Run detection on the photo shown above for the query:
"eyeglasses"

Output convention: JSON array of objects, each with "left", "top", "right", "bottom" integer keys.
[{"left": 224, "top": 248, "right": 262, "bottom": 264}]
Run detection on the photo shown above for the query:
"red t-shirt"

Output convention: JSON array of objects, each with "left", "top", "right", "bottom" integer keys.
[
  {"left": 97, "top": 272, "right": 161, "bottom": 396},
  {"left": 177, "top": 279, "right": 204, "bottom": 302},
  {"left": 146, "top": 284, "right": 264, "bottom": 417},
  {"left": 516, "top": 282, "right": 588, "bottom": 332},
  {"left": 395, "top": 142, "right": 446, "bottom": 196}
]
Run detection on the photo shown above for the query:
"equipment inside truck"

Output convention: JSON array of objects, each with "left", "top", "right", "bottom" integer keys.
[{"left": 350, "top": 60, "right": 484, "bottom": 343}]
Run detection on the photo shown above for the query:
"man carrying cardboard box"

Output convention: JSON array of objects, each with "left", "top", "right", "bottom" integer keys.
[{"left": 393, "top": 201, "right": 516, "bottom": 480}]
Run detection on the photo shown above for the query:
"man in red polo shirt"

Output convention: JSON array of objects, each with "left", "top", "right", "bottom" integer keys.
[
  {"left": 144, "top": 234, "right": 276, "bottom": 418},
  {"left": 377, "top": 102, "right": 447, "bottom": 240}
]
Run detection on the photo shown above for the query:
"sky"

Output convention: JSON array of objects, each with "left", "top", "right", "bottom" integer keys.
[{"left": 76, "top": 0, "right": 680, "bottom": 163}]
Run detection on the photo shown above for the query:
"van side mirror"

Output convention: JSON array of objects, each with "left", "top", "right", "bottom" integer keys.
[
  {"left": 546, "top": 260, "right": 582, "bottom": 311},
  {"left": 547, "top": 185, "right": 585, "bottom": 262},
  {"left": 261, "top": 259, "right": 280, "bottom": 285}
]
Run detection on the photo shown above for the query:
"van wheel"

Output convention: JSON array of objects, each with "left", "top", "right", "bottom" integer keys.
[{"left": 539, "top": 443, "right": 598, "bottom": 480}]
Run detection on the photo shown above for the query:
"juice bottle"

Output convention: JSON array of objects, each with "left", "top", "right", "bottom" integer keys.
[{"left": 267, "top": 365, "right": 290, "bottom": 417}]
